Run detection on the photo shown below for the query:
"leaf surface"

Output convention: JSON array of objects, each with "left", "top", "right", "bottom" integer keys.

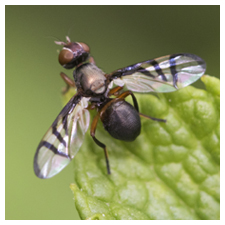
[{"left": 68, "top": 75, "right": 220, "bottom": 220}]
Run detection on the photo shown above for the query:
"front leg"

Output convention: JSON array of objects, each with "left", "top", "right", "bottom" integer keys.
[{"left": 60, "top": 72, "right": 76, "bottom": 94}]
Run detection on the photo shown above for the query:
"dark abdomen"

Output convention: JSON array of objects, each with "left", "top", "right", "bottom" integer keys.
[{"left": 100, "top": 100, "right": 141, "bottom": 141}]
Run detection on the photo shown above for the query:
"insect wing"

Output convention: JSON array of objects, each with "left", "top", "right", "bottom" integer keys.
[
  {"left": 34, "top": 95, "right": 90, "bottom": 179},
  {"left": 67, "top": 96, "right": 90, "bottom": 158},
  {"left": 109, "top": 53, "right": 206, "bottom": 93}
]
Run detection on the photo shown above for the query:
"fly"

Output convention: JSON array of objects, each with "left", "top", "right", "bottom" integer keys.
[{"left": 34, "top": 36, "right": 206, "bottom": 178}]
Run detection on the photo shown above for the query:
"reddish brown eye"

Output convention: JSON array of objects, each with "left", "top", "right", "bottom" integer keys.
[
  {"left": 78, "top": 42, "right": 90, "bottom": 53},
  {"left": 58, "top": 49, "right": 74, "bottom": 66}
]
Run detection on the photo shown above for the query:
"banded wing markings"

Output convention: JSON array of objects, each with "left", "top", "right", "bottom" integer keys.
[
  {"left": 34, "top": 95, "right": 90, "bottom": 179},
  {"left": 109, "top": 53, "right": 206, "bottom": 93}
]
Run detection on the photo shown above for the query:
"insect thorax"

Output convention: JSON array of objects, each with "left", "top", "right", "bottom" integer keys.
[{"left": 74, "top": 63, "right": 107, "bottom": 96}]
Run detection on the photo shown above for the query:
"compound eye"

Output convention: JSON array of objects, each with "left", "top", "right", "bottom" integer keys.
[
  {"left": 58, "top": 48, "right": 74, "bottom": 66},
  {"left": 78, "top": 42, "right": 90, "bottom": 53}
]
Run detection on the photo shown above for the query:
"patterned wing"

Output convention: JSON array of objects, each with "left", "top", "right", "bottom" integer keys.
[
  {"left": 34, "top": 95, "right": 90, "bottom": 179},
  {"left": 109, "top": 53, "right": 206, "bottom": 93}
]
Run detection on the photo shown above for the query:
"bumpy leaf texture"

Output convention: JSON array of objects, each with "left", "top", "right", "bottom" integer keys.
[{"left": 68, "top": 75, "right": 220, "bottom": 220}]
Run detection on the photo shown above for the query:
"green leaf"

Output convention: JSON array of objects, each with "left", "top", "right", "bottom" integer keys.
[{"left": 68, "top": 75, "right": 220, "bottom": 220}]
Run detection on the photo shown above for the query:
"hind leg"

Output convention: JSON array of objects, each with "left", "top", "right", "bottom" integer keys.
[{"left": 90, "top": 113, "right": 111, "bottom": 174}]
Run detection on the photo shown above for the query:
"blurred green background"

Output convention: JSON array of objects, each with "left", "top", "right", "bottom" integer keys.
[{"left": 5, "top": 5, "right": 219, "bottom": 220}]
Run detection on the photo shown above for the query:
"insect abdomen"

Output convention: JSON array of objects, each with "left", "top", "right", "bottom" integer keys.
[{"left": 101, "top": 100, "right": 141, "bottom": 141}]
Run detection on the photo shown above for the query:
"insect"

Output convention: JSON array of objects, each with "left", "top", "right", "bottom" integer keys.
[{"left": 34, "top": 36, "right": 206, "bottom": 179}]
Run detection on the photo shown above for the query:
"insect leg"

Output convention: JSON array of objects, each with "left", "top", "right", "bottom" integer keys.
[
  {"left": 60, "top": 72, "right": 76, "bottom": 87},
  {"left": 116, "top": 90, "right": 166, "bottom": 123},
  {"left": 89, "top": 56, "right": 96, "bottom": 65},
  {"left": 90, "top": 113, "right": 111, "bottom": 174},
  {"left": 108, "top": 86, "right": 124, "bottom": 96},
  {"left": 60, "top": 72, "right": 76, "bottom": 94},
  {"left": 139, "top": 112, "right": 166, "bottom": 123},
  {"left": 86, "top": 102, "right": 97, "bottom": 110},
  {"left": 115, "top": 90, "right": 139, "bottom": 112}
]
